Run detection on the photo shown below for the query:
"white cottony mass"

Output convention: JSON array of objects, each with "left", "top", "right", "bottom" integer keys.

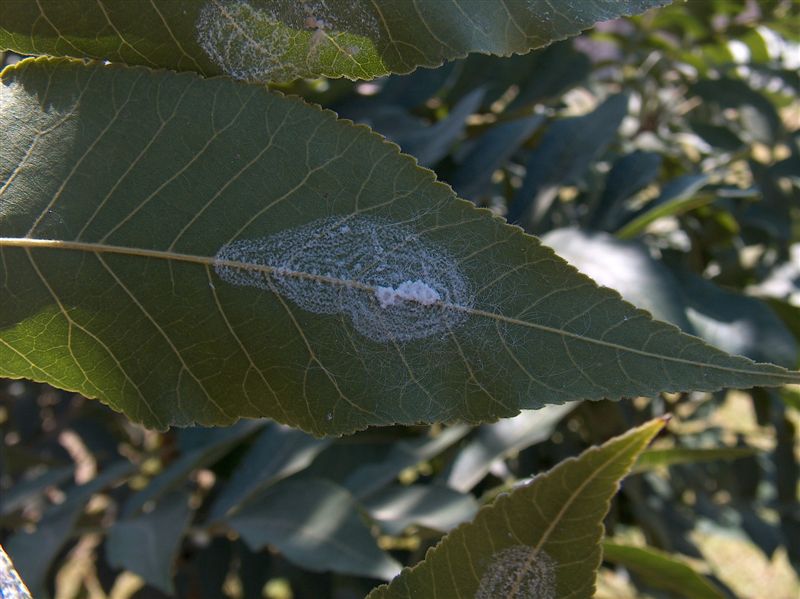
[{"left": 375, "top": 280, "right": 441, "bottom": 308}]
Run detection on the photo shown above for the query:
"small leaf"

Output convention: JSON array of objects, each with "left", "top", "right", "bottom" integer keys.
[
  {"left": 1, "top": 465, "right": 75, "bottom": 516},
  {"left": 615, "top": 174, "right": 711, "bottom": 239},
  {"left": 588, "top": 150, "right": 662, "bottom": 230},
  {"left": 449, "top": 114, "right": 545, "bottom": 201},
  {"left": 364, "top": 484, "right": 479, "bottom": 535},
  {"left": 226, "top": 478, "right": 401, "bottom": 580},
  {"left": 632, "top": 446, "right": 761, "bottom": 474},
  {"left": 0, "top": 0, "right": 672, "bottom": 82},
  {"left": 208, "top": 423, "right": 330, "bottom": 520},
  {"left": 1, "top": 60, "right": 799, "bottom": 436},
  {"left": 443, "top": 403, "right": 577, "bottom": 492},
  {"left": 311, "top": 425, "right": 471, "bottom": 499},
  {"left": 366, "top": 418, "right": 667, "bottom": 599},
  {"left": 106, "top": 491, "right": 193, "bottom": 595},
  {"left": 601, "top": 542, "right": 726, "bottom": 599},
  {"left": 391, "top": 87, "right": 485, "bottom": 167}
]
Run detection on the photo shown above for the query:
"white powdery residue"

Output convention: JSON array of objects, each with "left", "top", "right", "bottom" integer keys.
[
  {"left": 196, "top": 0, "right": 379, "bottom": 81},
  {"left": 375, "top": 280, "right": 441, "bottom": 308},
  {"left": 214, "top": 216, "right": 472, "bottom": 342},
  {"left": 195, "top": 0, "right": 291, "bottom": 82},
  {"left": 475, "top": 545, "right": 556, "bottom": 599}
]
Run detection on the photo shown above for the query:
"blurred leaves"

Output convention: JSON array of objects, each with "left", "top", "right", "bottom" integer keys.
[
  {"left": 227, "top": 478, "right": 401, "bottom": 580},
  {"left": 601, "top": 541, "right": 727, "bottom": 599}
]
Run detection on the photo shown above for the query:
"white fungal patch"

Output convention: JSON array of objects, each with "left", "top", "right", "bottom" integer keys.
[
  {"left": 475, "top": 545, "right": 556, "bottom": 599},
  {"left": 195, "top": 0, "right": 291, "bottom": 82},
  {"left": 196, "top": 0, "right": 378, "bottom": 82},
  {"left": 214, "top": 216, "right": 472, "bottom": 343}
]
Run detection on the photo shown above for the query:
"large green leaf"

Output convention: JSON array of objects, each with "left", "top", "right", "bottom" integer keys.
[
  {"left": 1, "top": 59, "right": 799, "bottom": 435},
  {"left": 0, "top": 0, "right": 671, "bottom": 83},
  {"left": 366, "top": 418, "right": 666, "bottom": 599}
]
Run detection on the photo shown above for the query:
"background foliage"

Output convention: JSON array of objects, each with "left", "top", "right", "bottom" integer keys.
[{"left": 1, "top": 0, "right": 799, "bottom": 597}]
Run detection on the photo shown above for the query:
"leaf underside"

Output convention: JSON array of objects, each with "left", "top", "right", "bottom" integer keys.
[
  {"left": 0, "top": 0, "right": 672, "bottom": 82},
  {"left": 0, "top": 59, "right": 798, "bottom": 435},
  {"left": 366, "top": 418, "right": 667, "bottom": 599}
]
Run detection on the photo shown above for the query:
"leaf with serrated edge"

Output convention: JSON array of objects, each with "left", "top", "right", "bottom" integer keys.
[
  {"left": 367, "top": 418, "right": 667, "bottom": 599},
  {"left": 0, "top": 0, "right": 673, "bottom": 83},
  {"left": 1, "top": 59, "right": 799, "bottom": 435}
]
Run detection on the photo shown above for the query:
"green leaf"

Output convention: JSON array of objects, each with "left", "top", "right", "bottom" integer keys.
[
  {"left": 588, "top": 150, "right": 662, "bottom": 231},
  {"left": 1, "top": 465, "right": 75, "bottom": 516},
  {"left": 673, "top": 269, "right": 798, "bottom": 368},
  {"left": 106, "top": 490, "right": 193, "bottom": 595},
  {"left": 2, "top": 59, "right": 799, "bottom": 435},
  {"left": 307, "top": 425, "right": 471, "bottom": 499},
  {"left": 226, "top": 477, "right": 401, "bottom": 580},
  {"left": 0, "top": 0, "right": 672, "bottom": 83},
  {"left": 632, "top": 446, "right": 761, "bottom": 474},
  {"left": 508, "top": 93, "right": 630, "bottom": 228},
  {"left": 542, "top": 228, "right": 696, "bottom": 332},
  {"left": 443, "top": 402, "right": 577, "bottom": 492},
  {"left": 615, "top": 174, "right": 710, "bottom": 239},
  {"left": 0, "top": 545, "right": 32, "bottom": 599},
  {"left": 601, "top": 542, "right": 726, "bottom": 599},
  {"left": 366, "top": 418, "right": 667, "bottom": 599},
  {"left": 363, "top": 483, "right": 479, "bottom": 535},
  {"left": 208, "top": 423, "right": 330, "bottom": 520}
]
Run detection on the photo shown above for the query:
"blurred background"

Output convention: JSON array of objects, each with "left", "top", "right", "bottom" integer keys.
[{"left": 1, "top": 0, "right": 799, "bottom": 597}]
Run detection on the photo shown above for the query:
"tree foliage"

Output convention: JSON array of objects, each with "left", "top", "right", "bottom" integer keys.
[{"left": 1, "top": 0, "right": 799, "bottom": 597}]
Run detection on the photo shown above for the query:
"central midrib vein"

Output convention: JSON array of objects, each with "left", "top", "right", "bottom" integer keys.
[{"left": 1, "top": 236, "right": 796, "bottom": 382}]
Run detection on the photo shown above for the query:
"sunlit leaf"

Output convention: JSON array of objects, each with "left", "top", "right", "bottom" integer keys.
[
  {"left": 0, "top": 0, "right": 671, "bottom": 82},
  {"left": 366, "top": 418, "right": 667, "bottom": 599}
]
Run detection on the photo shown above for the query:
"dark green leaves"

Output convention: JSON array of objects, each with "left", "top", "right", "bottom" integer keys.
[
  {"left": 367, "top": 418, "right": 667, "bottom": 599},
  {"left": 0, "top": 0, "right": 672, "bottom": 82},
  {"left": 1, "top": 59, "right": 799, "bottom": 435},
  {"left": 106, "top": 491, "right": 193, "bottom": 595},
  {"left": 602, "top": 542, "right": 726, "bottom": 599},
  {"left": 227, "top": 478, "right": 401, "bottom": 580}
]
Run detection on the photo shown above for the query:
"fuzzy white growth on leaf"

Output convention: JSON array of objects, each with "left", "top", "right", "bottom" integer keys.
[
  {"left": 375, "top": 280, "right": 441, "bottom": 308},
  {"left": 475, "top": 545, "right": 556, "bottom": 599},
  {"left": 196, "top": 0, "right": 378, "bottom": 82},
  {"left": 214, "top": 216, "right": 472, "bottom": 342},
  {"left": 195, "top": 0, "right": 290, "bottom": 82}
]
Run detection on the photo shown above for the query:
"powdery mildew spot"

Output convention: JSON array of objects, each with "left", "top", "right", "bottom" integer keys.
[
  {"left": 196, "top": 0, "right": 291, "bottom": 82},
  {"left": 196, "top": 0, "right": 378, "bottom": 82},
  {"left": 475, "top": 545, "right": 556, "bottom": 599},
  {"left": 214, "top": 216, "right": 472, "bottom": 343}
]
